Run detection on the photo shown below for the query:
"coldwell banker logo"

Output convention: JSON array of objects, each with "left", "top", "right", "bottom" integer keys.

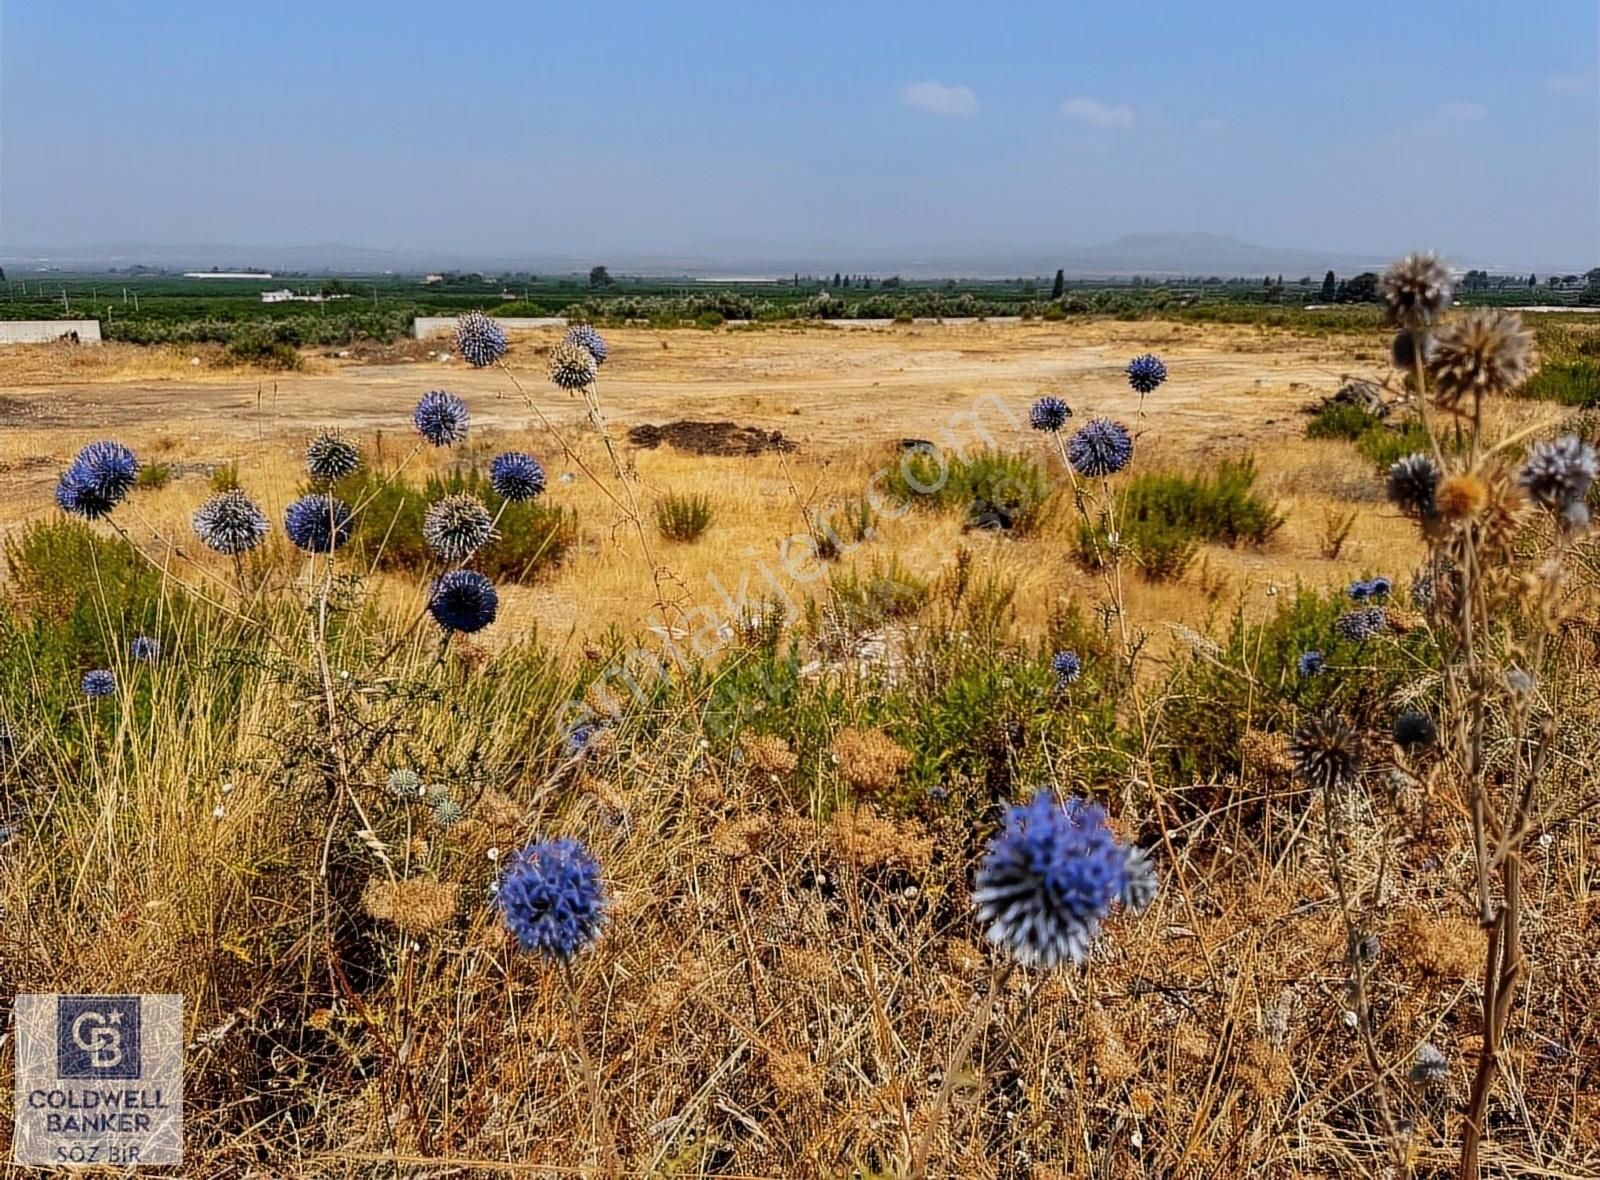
[{"left": 13, "top": 994, "right": 183, "bottom": 1166}]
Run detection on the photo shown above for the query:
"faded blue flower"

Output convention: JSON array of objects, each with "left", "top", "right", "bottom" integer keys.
[
  {"left": 306, "top": 431, "right": 361, "bottom": 483},
  {"left": 423, "top": 493, "right": 495, "bottom": 562},
  {"left": 564, "top": 323, "right": 608, "bottom": 365},
  {"left": 131, "top": 635, "right": 160, "bottom": 663},
  {"left": 192, "top": 489, "right": 270, "bottom": 555},
  {"left": 82, "top": 669, "right": 116, "bottom": 698},
  {"left": 1297, "top": 650, "right": 1325, "bottom": 678},
  {"left": 1520, "top": 435, "right": 1597, "bottom": 512},
  {"left": 456, "top": 311, "right": 509, "bottom": 368},
  {"left": 1336, "top": 607, "right": 1388, "bottom": 642},
  {"left": 1051, "top": 649, "right": 1082, "bottom": 687}
]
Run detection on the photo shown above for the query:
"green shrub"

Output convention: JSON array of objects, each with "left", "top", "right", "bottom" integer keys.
[
  {"left": 1355, "top": 420, "right": 1434, "bottom": 471},
  {"left": 226, "top": 326, "right": 302, "bottom": 370},
  {"left": 1121, "top": 456, "right": 1283, "bottom": 547},
  {"left": 335, "top": 467, "right": 575, "bottom": 581},
  {"left": 883, "top": 447, "right": 1055, "bottom": 535},
  {"left": 818, "top": 557, "right": 929, "bottom": 633},
  {"left": 210, "top": 463, "right": 242, "bottom": 492},
  {"left": 1306, "top": 401, "right": 1383, "bottom": 440},
  {"left": 655, "top": 492, "right": 714, "bottom": 542},
  {"left": 136, "top": 462, "right": 173, "bottom": 490},
  {"left": 1519, "top": 360, "right": 1600, "bottom": 406}
]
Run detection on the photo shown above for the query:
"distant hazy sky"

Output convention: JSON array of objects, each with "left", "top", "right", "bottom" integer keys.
[{"left": 2, "top": 0, "right": 1597, "bottom": 267}]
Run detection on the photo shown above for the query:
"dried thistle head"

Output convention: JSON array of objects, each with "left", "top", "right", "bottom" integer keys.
[
  {"left": 1380, "top": 252, "right": 1453, "bottom": 328},
  {"left": 1428, "top": 309, "right": 1535, "bottom": 411},
  {"left": 1435, "top": 473, "right": 1488, "bottom": 521},
  {"left": 1290, "top": 715, "right": 1362, "bottom": 790},
  {"left": 360, "top": 877, "right": 460, "bottom": 937},
  {"left": 830, "top": 727, "right": 911, "bottom": 793},
  {"left": 740, "top": 732, "right": 799, "bottom": 775}
]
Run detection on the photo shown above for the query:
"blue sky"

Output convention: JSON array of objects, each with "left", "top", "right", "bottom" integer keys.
[{"left": 2, "top": 0, "right": 1596, "bottom": 268}]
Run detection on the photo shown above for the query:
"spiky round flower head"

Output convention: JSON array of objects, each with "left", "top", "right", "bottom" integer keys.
[
  {"left": 972, "top": 790, "right": 1152, "bottom": 969},
  {"left": 192, "top": 489, "right": 270, "bottom": 555},
  {"left": 1387, "top": 453, "right": 1441, "bottom": 517},
  {"left": 1410, "top": 572, "right": 1436, "bottom": 609},
  {"left": 1409, "top": 1043, "right": 1449, "bottom": 1087},
  {"left": 386, "top": 768, "right": 425, "bottom": 798},
  {"left": 284, "top": 494, "right": 353, "bottom": 553},
  {"left": 1348, "top": 579, "right": 1372, "bottom": 602},
  {"left": 56, "top": 441, "right": 140, "bottom": 519},
  {"left": 496, "top": 837, "right": 609, "bottom": 960},
  {"left": 565, "top": 722, "right": 597, "bottom": 757},
  {"left": 1436, "top": 473, "right": 1489, "bottom": 521},
  {"left": 489, "top": 451, "right": 546, "bottom": 502},
  {"left": 431, "top": 796, "right": 465, "bottom": 828},
  {"left": 422, "top": 493, "right": 495, "bottom": 562},
  {"left": 1367, "top": 576, "right": 1392, "bottom": 599},
  {"left": 1291, "top": 714, "right": 1362, "bottom": 790},
  {"left": 547, "top": 340, "right": 598, "bottom": 391},
  {"left": 1519, "top": 434, "right": 1598, "bottom": 512},
  {"left": 427, "top": 569, "right": 498, "bottom": 634},
  {"left": 1125, "top": 353, "right": 1168, "bottom": 394},
  {"left": 413, "top": 390, "right": 470, "bottom": 446},
  {"left": 1297, "top": 650, "right": 1325, "bottom": 678},
  {"left": 1067, "top": 418, "right": 1134, "bottom": 477},
  {"left": 1336, "top": 606, "right": 1388, "bottom": 642},
  {"left": 1029, "top": 396, "right": 1072, "bottom": 432},
  {"left": 1392, "top": 711, "right": 1438, "bottom": 751},
  {"left": 305, "top": 430, "right": 361, "bottom": 483},
  {"left": 131, "top": 635, "right": 160, "bottom": 664},
  {"left": 1051, "top": 649, "right": 1082, "bottom": 687},
  {"left": 82, "top": 669, "right": 116, "bottom": 698},
  {"left": 564, "top": 323, "right": 608, "bottom": 365},
  {"left": 455, "top": 311, "right": 508, "bottom": 368},
  {"left": 1428, "top": 309, "right": 1535, "bottom": 411},
  {"left": 1380, "top": 252, "right": 1453, "bottom": 327}
]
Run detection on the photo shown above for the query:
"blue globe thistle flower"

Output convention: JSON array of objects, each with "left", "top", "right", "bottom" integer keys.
[
  {"left": 283, "top": 494, "right": 354, "bottom": 554},
  {"left": 1348, "top": 580, "right": 1372, "bottom": 602},
  {"left": 1051, "top": 649, "right": 1082, "bottom": 687},
  {"left": 548, "top": 341, "right": 598, "bottom": 391},
  {"left": 1336, "top": 607, "right": 1388, "bottom": 642},
  {"left": 1409, "top": 1042, "right": 1449, "bottom": 1087},
  {"left": 305, "top": 431, "right": 361, "bottom": 483},
  {"left": 1520, "top": 435, "right": 1598, "bottom": 512},
  {"left": 973, "top": 790, "right": 1155, "bottom": 969},
  {"left": 1347, "top": 577, "right": 1391, "bottom": 602},
  {"left": 56, "top": 441, "right": 140, "bottom": 519},
  {"left": 427, "top": 569, "right": 499, "bottom": 633},
  {"left": 1029, "top": 396, "right": 1072, "bottom": 433},
  {"left": 386, "top": 768, "right": 425, "bottom": 797},
  {"left": 192, "top": 489, "right": 270, "bottom": 555},
  {"left": 1125, "top": 353, "right": 1168, "bottom": 394},
  {"left": 1067, "top": 418, "right": 1134, "bottom": 477},
  {"left": 422, "top": 493, "right": 495, "bottom": 562},
  {"left": 131, "top": 635, "right": 160, "bottom": 663},
  {"left": 565, "top": 722, "right": 599, "bottom": 756},
  {"left": 489, "top": 452, "right": 546, "bottom": 502},
  {"left": 564, "top": 323, "right": 609, "bottom": 365},
  {"left": 1387, "top": 453, "right": 1441, "bottom": 517},
  {"left": 1297, "top": 650, "right": 1325, "bottom": 678},
  {"left": 497, "top": 837, "right": 609, "bottom": 960},
  {"left": 413, "top": 390, "right": 470, "bottom": 447},
  {"left": 82, "top": 669, "right": 116, "bottom": 698},
  {"left": 456, "top": 311, "right": 509, "bottom": 368}
]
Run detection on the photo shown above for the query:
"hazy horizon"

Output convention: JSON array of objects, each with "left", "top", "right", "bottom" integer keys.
[{"left": 2, "top": 1, "right": 1597, "bottom": 273}]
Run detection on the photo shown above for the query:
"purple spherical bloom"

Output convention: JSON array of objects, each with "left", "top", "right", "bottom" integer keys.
[
  {"left": 1029, "top": 396, "right": 1072, "bottom": 433},
  {"left": 564, "top": 323, "right": 608, "bottom": 365},
  {"left": 82, "top": 669, "right": 116, "bottom": 698},
  {"left": 131, "top": 635, "right": 160, "bottom": 664},
  {"left": 1336, "top": 607, "right": 1388, "bottom": 642},
  {"left": 427, "top": 569, "right": 499, "bottom": 633},
  {"left": 1126, "top": 353, "right": 1168, "bottom": 394},
  {"left": 283, "top": 494, "right": 354, "bottom": 554},
  {"left": 1067, "top": 418, "right": 1134, "bottom": 477},
  {"left": 489, "top": 452, "right": 547, "bottom": 502},
  {"left": 413, "top": 389, "right": 470, "bottom": 447},
  {"left": 56, "top": 441, "right": 140, "bottom": 519},
  {"left": 497, "top": 837, "right": 609, "bottom": 959},
  {"left": 1051, "top": 649, "right": 1082, "bottom": 687},
  {"left": 1297, "top": 650, "right": 1325, "bottom": 678},
  {"left": 456, "top": 311, "right": 508, "bottom": 368},
  {"left": 973, "top": 789, "right": 1156, "bottom": 969},
  {"left": 1520, "top": 434, "right": 1598, "bottom": 512}
]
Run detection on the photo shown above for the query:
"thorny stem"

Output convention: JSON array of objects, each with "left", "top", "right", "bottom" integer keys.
[{"left": 908, "top": 959, "right": 1015, "bottom": 1180}]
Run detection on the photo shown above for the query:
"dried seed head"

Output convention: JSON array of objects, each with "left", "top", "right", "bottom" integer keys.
[
  {"left": 1291, "top": 715, "right": 1362, "bottom": 790},
  {"left": 1428, "top": 309, "right": 1535, "bottom": 411},
  {"left": 1436, "top": 473, "right": 1488, "bottom": 520},
  {"left": 1380, "top": 253, "right": 1453, "bottom": 327}
]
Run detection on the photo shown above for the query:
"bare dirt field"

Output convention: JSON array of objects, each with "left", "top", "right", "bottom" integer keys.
[{"left": 0, "top": 319, "right": 1559, "bottom": 644}]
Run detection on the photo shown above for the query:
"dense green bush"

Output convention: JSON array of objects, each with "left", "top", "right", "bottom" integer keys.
[
  {"left": 1355, "top": 419, "right": 1434, "bottom": 471},
  {"left": 335, "top": 467, "right": 575, "bottom": 581},
  {"left": 655, "top": 492, "right": 714, "bottom": 542},
  {"left": 1306, "top": 401, "right": 1383, "bottom": 440},
  {"left": 882, "top": 447, "right": 1055, "bottom": 535},
  {"left": 1519, "top": 360, "right": 1600, "bottom": 406}
]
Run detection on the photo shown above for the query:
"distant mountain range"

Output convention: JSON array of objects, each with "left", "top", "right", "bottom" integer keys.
[{"left": 0, "top": 233, "right": 1557, "bottom": 279}]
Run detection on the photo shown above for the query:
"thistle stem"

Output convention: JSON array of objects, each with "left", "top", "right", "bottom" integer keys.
[{"left": 908, "top": 959, "right": 1014, "bottom": 1180}]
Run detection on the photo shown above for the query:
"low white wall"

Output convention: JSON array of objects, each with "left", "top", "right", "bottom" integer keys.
[
  {"left": 414, "top": 316, "right": 567, "bottom": 339},
  {"left": 0, "top": 319, "right": 103, "bottom": 345}
]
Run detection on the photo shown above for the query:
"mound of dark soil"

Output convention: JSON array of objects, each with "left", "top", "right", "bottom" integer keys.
[{"left": 627, "top": 420, "right": 796, "bottom": 457}]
